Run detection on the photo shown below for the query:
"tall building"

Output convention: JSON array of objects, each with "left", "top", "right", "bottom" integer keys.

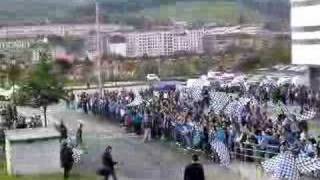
[
  {"left": 291, "top": 0, "right": 320, "bottom": 65},
  {"left": 291, "top": 0, "right": 320, "bottom": 89}
]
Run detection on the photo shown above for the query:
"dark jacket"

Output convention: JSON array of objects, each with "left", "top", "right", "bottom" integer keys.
[
  {"left": 76, "top": 127, "right": 83, "bottom": 144},
  {"left": 60, "top": 145, "right": 74, "bottom": 169},
  {"left": 60, "top": 124, "right": 68, "bottom": 140},
  {"left": 184, "top": 163, "right": 205, "bottom": 180},
  {"left": 102, "top": 151, "right": 117, "bottom": 171}
]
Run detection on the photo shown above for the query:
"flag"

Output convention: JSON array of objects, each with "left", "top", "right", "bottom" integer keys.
[
  {"left": 262, "top": 151, "right": 300, "bottom": 180},
  {"left": 211, "top": 140, "right": 230, "bottom": 167},
  {"left": 72, "top": 148, "right": 83, "bottom": 164},
  {"left": 224, "top": 101, "right": 240, "bottom": 116},
  {"left": 296, "top": 153, "right": 320, "bottom": 174},
  {"left": 294, "top": 109, "right": 316, "bottom": 121},
  {"left": 209, "top": 92, "right": 230, "bottom": 114}
]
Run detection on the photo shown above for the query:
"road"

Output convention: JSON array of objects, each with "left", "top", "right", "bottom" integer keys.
[{"left": 19, "top": 104, "right": 263, "bottom": 180}]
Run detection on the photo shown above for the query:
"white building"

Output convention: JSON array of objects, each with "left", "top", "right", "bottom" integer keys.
[
  {"left": 291, "top": 0, "right": 320, "bottom": 89},
  {"left": 0, "top": 39, "right": 35, "bottom": 49},
  {"left": 291, "top": 0, "right": 320, "bottom": 65},
  {"left": 108, "top": 43, "right": 127, "bottom": 57},
  {"left": 125, "top": 29, "right": 205, "bottom": 57},
  {"left": 0, "top": 24, "right": 131, "bottom": 39}
]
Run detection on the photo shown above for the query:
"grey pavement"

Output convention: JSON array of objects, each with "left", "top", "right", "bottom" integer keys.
[{"left": 19, "top": 104, "right": 264, "bottom": 180}]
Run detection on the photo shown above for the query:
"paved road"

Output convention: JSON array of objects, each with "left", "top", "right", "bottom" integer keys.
[
  {"left": 72, "top": 85, "right": 149, "bottom": 95},
  {"left": 19, "top": 104, "right": 259, "bottom": 180}
]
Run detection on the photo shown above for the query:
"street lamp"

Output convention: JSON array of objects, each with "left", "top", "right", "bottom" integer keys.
[
  {"left": 94, "top": 0, "right": 103, "bottom": 96},
  {"left": 10, "top": 57, "right": 17, "bottom": 105}
]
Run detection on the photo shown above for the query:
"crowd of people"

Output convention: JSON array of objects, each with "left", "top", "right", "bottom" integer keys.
[{"left": 66, "top": 81, "right": 320, "bottom": 168}]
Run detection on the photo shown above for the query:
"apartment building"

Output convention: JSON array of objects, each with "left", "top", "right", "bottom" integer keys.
[
  {"left": 0, "top": 24, "right": 128, "bottom": 39},
  {"left": 291, "top": 0, "right": 320, "bottom": 65},
  {"left": 85, "top": 26, "right": 272, "bottom": 59},
  {"left": 125, "top": 29, "right": 205, "bottom": 57},
  {"left": 291, "top": 0, "right": 320, "bottom": 89}
]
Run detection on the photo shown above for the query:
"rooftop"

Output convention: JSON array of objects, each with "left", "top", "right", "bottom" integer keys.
[{"left": 5, "top": 128, "right": 60, "bottom": 142}]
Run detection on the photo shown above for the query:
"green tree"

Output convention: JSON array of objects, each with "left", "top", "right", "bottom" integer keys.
[{"left": 21, "top": 55, "right": 66, "bottom": 127}]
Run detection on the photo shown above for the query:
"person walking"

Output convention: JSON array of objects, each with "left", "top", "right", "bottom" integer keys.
[
  {"left": 60, "top": 142, "right": 74, "bottom": 179},
  {"left": 101, "top": 146, "right": 118, "bottom": 180},
  {"left": 56, "top": 120, "right": 68, "bottom": 142},
  {"left": 184, "top": 154, "right": 205, "bottom": 180}
]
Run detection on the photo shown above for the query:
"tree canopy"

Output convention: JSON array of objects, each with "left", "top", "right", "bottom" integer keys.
[{"left": 20, "top": 54, "right": 66, "bottom": 127}]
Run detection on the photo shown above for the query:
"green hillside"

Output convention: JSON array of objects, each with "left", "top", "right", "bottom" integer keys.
[
  {"left": 0, "top": 0, "right": 81, "bottom": 24},
  {"left": 138, "top": 1, "right": 262, "bottom": 25},
  {"left": 0, "top": 0, "right": 263, "bottom": 26}
]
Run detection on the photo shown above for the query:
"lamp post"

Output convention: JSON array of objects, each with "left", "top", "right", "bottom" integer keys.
[
  {"left": 95, "top": 0, "right": 103, "bottom": 96},
  {"left": 10, "top": 57, "right": 16, "bottom": 105}
]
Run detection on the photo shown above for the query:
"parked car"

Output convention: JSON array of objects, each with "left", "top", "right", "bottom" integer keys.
[{"left": 146, "top": 74, "right": 160, "bottom": 81}]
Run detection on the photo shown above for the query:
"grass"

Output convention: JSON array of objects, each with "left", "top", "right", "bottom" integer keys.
[
  {"left": 138, "top": 1, "right": 262, "bottom": 24},
  {"left": 0, "top": 174, "right": 97, "bottom": 180},
  {"left": 0, "top": 157, "right": 97, "bottom": 180}
]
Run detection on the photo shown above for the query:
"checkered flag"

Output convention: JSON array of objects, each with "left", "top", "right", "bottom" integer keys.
[
  {"left": 210, "top": 140, "right": 230, "bottom": 167},
  {"left": 294, "top": 109, "right": 316, "bottom": 121},
  {"left": 262, "top": 151, "right": 300, "bottom": 180},
  {"left": 127, "top": 94, "right": 143, "bottom": 107},
  {"left": 296, "top": 153, "right": 320, "bottom": 174},
  {"left": 190, "top": 88, "right": 203, "bottom": 102},
  {"left": 72, "top": 148, "right": 83, "bottom": 164},
  {"left": 224, "top": 101, "right": 241, "bottom": 117},
  {"left": 209, "top": 92, "right": 230, "bottom": 114},
  {"left": 238, "top": 97, "right": 258, "bottom": 107}
]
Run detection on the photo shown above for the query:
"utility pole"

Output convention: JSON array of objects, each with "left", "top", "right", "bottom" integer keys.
[
  {"left": 95, "top": 0, "right": 103, "bottom": 96},
  {"left": 238, "top": 0, "right": 244, "bottom": 25}
]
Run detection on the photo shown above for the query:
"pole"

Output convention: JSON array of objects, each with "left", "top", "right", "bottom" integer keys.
[
  {"left": 95, "top": 0, "right": 103, "bottom": 96},
  {"left": 238, "top": 0, "right": 243, "bottom": 25},
  {"left": 158, "top": 58, "right": 161, "bottom": 77}
]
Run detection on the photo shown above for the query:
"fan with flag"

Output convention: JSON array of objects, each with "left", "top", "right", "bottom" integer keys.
[
  {"left": 210, "top": 139, "right": 230, "bottom": 167},
  {"left": 262, "top": 151, "right": 320, "bottom": 180}
]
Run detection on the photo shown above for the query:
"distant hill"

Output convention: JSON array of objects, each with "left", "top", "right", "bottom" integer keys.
[{"left": 0, "top": 0, "right": 289, "bottom": 29}]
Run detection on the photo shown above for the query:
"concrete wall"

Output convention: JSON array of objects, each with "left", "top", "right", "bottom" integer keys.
[{"left": 8, "top": 138, "right": 61, "bottom": 175}]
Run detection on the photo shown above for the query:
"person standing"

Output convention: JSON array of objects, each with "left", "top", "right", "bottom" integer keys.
[
  {"left": 76, "top": 122, "right": 83, "bottom": 147},
  {"left": 143, "top": 110, "right": 152, "bottom": 143},
  {"left": 184, "top": 154, "right": 205, "bottom": 180},
  {"left": 70, "top": 92, "right": 75, "bottom": 110},
  {"left": 102, "top": 146, "right": 118, "bottom": 180},
  {"left": 60, "top": 142, "right": 74, "bottom": 179}
]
